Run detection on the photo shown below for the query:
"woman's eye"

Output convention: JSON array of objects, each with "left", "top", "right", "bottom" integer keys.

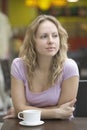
[
  {"left": 53, "top": 34, "right": 58, "bottom": 38},
  {"left": 40, "top": 35, "right": 47, "bottom": 39}
]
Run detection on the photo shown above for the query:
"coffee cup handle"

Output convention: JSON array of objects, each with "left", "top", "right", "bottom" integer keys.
[{"left": 18, "top": 112, "right": 24, "bottom": 120}]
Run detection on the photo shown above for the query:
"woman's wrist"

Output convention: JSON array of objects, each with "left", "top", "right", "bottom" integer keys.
[
  {"left": 41, "top": 108, "right": 61, "bottom": 119},
  {"left": 52, "top": 108, "right": 61, "bottom": 119}
]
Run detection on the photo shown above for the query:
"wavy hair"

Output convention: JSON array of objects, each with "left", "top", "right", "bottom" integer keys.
[{"left": 19, "top": 14, "right": 68, "bottom": 86}]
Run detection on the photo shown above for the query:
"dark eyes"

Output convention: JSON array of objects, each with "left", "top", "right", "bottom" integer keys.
[
  {"left": 53, "top": 34, "right": 58, "bottom": 37},
  {"left": 40, "top": 35, "right": 47, "bottom": 39},
  {"left": 40, "top": 34, "right": 58, "bottom": 39}
]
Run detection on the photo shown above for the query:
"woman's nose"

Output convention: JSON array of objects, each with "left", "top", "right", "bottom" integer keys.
[{"left": 48, "top": 36, "right": 54, "bottom": 44}]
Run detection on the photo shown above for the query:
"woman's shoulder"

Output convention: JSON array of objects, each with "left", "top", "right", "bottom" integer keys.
[
  {"left": 63, "top": 58, "right": 79, "bottom": 70},
  {"left": 64, "top": 58, "right": 77, "bottom": 66},
  {"left": 62, "top": 58, "right": 79, "bottom": 80},
  {"left": 11, "top": 57, "right": 25, "bottom": 71},
  {"left": 11, "top": 58, "right": 26, "bottom": 81},
  {"left": 12, "top": 57, "right": 23, "bottom": 64}
]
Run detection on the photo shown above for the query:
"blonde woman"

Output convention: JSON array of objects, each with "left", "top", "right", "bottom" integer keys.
[{"left": 4, "top": 15, "right": 79, "bottom": 119}]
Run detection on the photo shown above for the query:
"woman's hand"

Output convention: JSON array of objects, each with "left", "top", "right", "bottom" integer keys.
[
  {"left": 3, "top": 107, "right": 17, "bottom": 119},
  {"left": 55, "top": 99, "right": 76, "bottom": 119}
]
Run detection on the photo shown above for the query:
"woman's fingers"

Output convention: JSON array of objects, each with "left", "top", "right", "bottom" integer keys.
[
  {"left": 60, "top": 107, "right": 74, "bottom": 119},
  {"left": 58, "top": 100, "right": 76, "bottom": 119},
  {"left": 3, "top": 115, "right": 16, "bottom": 119},
  {"left": 69, "top": 99, "right": 76, "bottom": 107},
  {"left": 61, "top": 99, "right": 76, "bottom": 108},
  {"left": 3, "top": 107, "right": 16, "bottom": 119}
]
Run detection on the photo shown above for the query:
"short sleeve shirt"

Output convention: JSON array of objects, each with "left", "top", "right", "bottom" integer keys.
[{"left": 11, "top": 58, "right": 79, "bottom": 107}]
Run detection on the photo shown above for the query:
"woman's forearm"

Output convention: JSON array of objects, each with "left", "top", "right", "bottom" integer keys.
[
  {"left": 4, "top": 100, "right": 74, "bottom": 120},
  {"left": 14, "top": 104, "right": 59, "bottom": 119},
  {"left": 14, "top": 101, "right": 74, "bottom": 119}
]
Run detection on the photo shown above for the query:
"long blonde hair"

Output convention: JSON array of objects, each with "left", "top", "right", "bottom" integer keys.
[{"left": 19, "top": 14, "right": 68, "bottom": 86}]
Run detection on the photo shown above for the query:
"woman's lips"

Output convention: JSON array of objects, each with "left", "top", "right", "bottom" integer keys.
[{"left": 46, "top": 47, "right": 55, "bottom": 51}]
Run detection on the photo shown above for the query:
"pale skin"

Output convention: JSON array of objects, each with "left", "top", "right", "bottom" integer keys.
[{"left": 4, "top": 20, "right": 79, "bottom": 119}]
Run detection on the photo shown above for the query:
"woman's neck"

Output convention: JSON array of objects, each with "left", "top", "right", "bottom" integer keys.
[{"left": 37, "top": 56, "right": 52, "bottom": 71}]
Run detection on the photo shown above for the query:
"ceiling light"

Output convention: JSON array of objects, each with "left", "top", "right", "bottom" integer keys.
[{"left": 67, "top": 0, "right": 79, "bottom": 2}]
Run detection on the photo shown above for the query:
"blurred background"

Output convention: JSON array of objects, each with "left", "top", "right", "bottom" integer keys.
[{"left": 0, "top": 0, "right": 87, "bottom": 117}]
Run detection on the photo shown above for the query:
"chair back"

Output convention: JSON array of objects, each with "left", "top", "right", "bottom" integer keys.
[
  {"left": 75, "top": 80, "right": 87, "bottom": 117},
  {"left": 0, "top": 59, "right": 11, "bottom": 92}
]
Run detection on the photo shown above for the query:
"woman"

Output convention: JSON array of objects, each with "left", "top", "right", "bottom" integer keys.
[{"left": 4, "top": 14, "right": 79, "bottom": 119}]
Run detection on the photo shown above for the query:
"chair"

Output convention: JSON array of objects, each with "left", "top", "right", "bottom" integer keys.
[
  {"left": 74, "top": 80, "right": 87, "bottom": 117},
  {"left": 0, "top": 59, "right": 11, "bottom": 112},
  {"left": 0, "top": 59, "right": 11, "bottom": 93}
]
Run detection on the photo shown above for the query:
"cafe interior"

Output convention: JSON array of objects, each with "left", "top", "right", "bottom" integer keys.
[{"left": 0, "top": 0, "right": 87, "bottom": 128}]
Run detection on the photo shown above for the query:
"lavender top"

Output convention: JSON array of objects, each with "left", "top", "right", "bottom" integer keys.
[{"left": 11, "top": 58, "right": 79, "bottom": 107}]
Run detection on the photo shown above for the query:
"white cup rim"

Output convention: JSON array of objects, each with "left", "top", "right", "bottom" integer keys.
[{"left": 22, "top": 110, "right": 41, "bottom": 113}]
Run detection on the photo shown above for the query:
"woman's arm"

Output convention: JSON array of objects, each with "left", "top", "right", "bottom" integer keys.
[
  {"left": 3, "top": 99, "right": 75, "bottom": 119},
  {"left": 9, "top": 75, "right": 77, "bottom": 119},
  {"left": 58, "top": 76, "right": 79, "bottom": 106}
]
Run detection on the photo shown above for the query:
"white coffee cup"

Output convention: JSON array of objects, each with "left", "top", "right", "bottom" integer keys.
[{"left": 18, "top": 110, "right": 41, "bottom": 123}]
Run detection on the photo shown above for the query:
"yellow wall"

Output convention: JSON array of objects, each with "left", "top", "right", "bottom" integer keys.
[
  {"left": 8, "top": 0, "right": 38, "bottom": 27},
  {"left": 8, "top": 0, "right": 87, "bottom": 28}
]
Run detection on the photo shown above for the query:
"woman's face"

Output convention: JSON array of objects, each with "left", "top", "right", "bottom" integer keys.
[{"left": 35, "top": 20, "right": 60, "bottom": 57}]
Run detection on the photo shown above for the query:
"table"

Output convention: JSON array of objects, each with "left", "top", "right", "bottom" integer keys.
[{"left": 1, "top": 118, "right": 87, "bottom": 130}]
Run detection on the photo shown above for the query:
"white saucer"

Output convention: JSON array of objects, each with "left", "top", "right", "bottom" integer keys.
[{"left": 19, "top": 120, "right": 44, "bottom": 126}]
